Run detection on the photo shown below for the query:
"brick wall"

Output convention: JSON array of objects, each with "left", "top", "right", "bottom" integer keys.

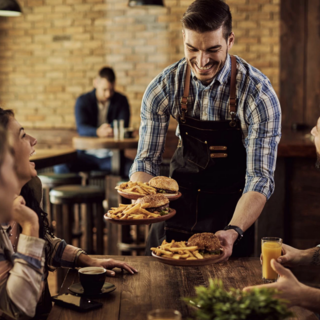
[{"left": 0, "top": 0, "right": 279, "bottom": 130}]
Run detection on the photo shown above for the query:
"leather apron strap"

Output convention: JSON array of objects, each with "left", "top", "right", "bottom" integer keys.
[{"left": 180, "top": 56, "right": 238, "bottom": 124}]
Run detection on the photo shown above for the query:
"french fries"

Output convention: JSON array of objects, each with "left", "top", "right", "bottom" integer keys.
[
  {"left": 151, "top": 240, "right": 205, "bottom": 260},
  {"left": 116, "top": 181, "right": 156, "bottom": 196},
  {"left": 107, "top": 203, "right": 164, "bottom": 220}
]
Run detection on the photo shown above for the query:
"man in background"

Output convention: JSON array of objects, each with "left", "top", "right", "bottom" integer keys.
[
  {"left": 54, "top": 67, "right": 132, "bottom": 176},
  {"left": 244, "top": 117, "right": 320, "bottom": 315}
]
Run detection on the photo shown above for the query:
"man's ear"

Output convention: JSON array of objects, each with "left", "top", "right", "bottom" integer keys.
[{"left": 228, "top": 32, "right": 235, "bottom": 50}]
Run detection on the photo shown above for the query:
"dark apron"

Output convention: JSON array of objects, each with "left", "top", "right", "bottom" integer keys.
[{"left": 146, "top": 56, "right": 254, "bottom": 257}]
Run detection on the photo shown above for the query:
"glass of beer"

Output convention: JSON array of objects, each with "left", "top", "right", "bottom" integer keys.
[
  {"left": 147, "top": 309, "right": 181, "bottom": 320},
  {"left": 261, "top": 237, "right": 283, "bottom": 282}
]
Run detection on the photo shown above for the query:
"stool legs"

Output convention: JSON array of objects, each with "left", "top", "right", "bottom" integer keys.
[
  {"left": 85, "top": 204, "right": 94, "bottom": 253},
  {"left": 95, "top": 203, "right": 104, "bottom": 254}
]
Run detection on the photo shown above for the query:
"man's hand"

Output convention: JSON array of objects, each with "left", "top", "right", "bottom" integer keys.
[
  {"left": 243, "top": 259, "right": 305, "bottom": 308},
  {"left": 12, "top": 196, "right": 39, "bottom": 237},
  {"left": 276, "top": 244, "right": 305, "bottom": 267},
  {"left": 214, "top": 229, "right": 238, "bottom": 263},
  {"left": 96, "top": 123, "right": 113, "bottom": 138}
]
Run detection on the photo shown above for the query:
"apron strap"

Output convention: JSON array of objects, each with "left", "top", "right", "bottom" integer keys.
[
  {"left": 230, "top": 55, "right": 237, "bottom": 114},
  {"left": 180, "top": 64, "right": 191, "bottom": 123},
  {"left": 180, "top": 56, "right": 237, "bottom": 124}
]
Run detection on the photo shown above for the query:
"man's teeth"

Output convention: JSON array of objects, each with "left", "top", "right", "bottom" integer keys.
[{"left": 197, "top": 65, "right": 212, "bottom": 70}]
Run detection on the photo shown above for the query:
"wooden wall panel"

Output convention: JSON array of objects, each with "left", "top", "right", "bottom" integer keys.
[
  {"left": 306, "top": 0, "right": 320, "bottom": 125},
  {"left": 280, "top": 0, "right": 307, "bottom": 128}
]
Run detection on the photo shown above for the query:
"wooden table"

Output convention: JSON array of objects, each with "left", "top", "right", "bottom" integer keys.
[
  {"left": 30, "top": 149, "right": 77, "bottom": 169},
  {"left": 48, "top": 256, "right": 317, "bottom": 320},
  {"left": 72, "top": 137, "right": 139, "bottom": 175}
]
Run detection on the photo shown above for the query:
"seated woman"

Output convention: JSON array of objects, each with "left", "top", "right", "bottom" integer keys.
[{"left": 0, "top": 108, "right": 138, "bottom": 319}]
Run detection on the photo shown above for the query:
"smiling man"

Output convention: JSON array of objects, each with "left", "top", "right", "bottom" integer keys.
[{"left": 130, "top": 0, "right": 281, "bottom": 259}]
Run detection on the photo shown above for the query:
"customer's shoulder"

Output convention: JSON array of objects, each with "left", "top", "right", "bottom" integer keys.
[
  {"left": 76, "top": 89, "right": 96, "bottom": 103},
  {"left": 113, "top": 91, "right": 128, "bottom": 101}
]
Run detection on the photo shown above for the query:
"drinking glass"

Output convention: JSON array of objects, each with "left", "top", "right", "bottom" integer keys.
[
  {"left": 261, "top": 237, "right": 282, "bottom": 283},
  {"left": 147, "top": 309, "right": 182, "bottom": 320}
]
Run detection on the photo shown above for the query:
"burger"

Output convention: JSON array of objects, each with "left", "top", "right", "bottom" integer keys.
[
  {"left": 148, "top": 176, "right": 179, "bottom": 195},
  {"left": 187, "top": 233, "right": 222, "bottom": 257},
  {"left": 136, "top": 194, "right": 170, "bottom": 216}
]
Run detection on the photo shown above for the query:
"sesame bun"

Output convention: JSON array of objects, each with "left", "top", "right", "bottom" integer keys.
[
  {"left": 149, "top": 176, "right": 179, "bottom": 193},
  {"left": 136, "top": 194, "right": 169, "bottom": 209}
]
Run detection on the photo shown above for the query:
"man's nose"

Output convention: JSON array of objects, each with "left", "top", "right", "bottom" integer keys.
[{"left": 197, "top": 51, "right": 210, "bottom": 67}]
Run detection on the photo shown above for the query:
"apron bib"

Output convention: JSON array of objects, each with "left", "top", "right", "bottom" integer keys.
[{"left": 146, "top": 56, "right": 254, "bottom": 257}]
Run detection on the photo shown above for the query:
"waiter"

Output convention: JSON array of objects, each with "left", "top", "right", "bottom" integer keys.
[{"left": 130, "top": 0, "right": 281, "bottom": 260}]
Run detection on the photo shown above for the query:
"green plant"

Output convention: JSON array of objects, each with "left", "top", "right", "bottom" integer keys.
[{"left": 184, "top": 279, "right": 294, "bottom": 320}]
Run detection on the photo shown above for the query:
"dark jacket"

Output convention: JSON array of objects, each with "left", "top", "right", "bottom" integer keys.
[{"left": 75, "top": 89, "right": 131, "bottom": 137}]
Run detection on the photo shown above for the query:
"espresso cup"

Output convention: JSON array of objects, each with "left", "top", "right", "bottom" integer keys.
[{"left": 78, "top": 267, "right": 107, "bottom": 294}]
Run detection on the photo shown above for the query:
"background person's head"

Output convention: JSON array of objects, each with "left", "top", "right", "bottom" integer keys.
[
  {"left": 93, "top": 67, "right": 116, "bottom": 103},
  {"left": 0, "top": 108, "right": 37, "bottom": 190},
  {"left": 0, "top": 126, "right": 18, "bottom": 222},
  {"left": 182, "top": 0, "right": 234, "bottom": 85}
]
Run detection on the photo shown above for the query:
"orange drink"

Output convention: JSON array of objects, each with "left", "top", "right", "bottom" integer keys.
[{"left": 261, "top": 237, "right": 282, "bottom": 282}]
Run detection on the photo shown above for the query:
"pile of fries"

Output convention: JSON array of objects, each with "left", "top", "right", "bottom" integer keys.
[
  {"left": 116, "top": 181, "right": 156, "bottom": 196},
  {"left": 151, "top": 240, "right": 205, "bottom": 260},
  {"left": 107, "top": 203, "right": 166, "bottom": 220}
]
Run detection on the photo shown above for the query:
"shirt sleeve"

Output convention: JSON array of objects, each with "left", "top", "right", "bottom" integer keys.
[
  {"left": 47, "top": 236, "right": 86, "bottom": 269},
  {"left": 0, "top": 234, "right": 46, "bottom": 319},
  {"left": 129, "top": 75, "right": 171, "bottom": 178},
  {"left": 75, "top": 96, "right": 98, "bottom": 137},
  {"left": 243, "top": 79, "right": 281, "bottom": 200}
]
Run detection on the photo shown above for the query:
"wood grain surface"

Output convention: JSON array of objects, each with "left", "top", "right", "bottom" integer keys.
[{"left": 47, "top": 256, "right": 317, "bottom": 320}]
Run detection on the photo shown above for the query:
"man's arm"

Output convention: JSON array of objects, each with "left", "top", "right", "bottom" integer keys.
[
  {"left": 244, "top": 259, "right": 320, "bottom": 314},
  {"left": 75, "top": 95, "right": 98, "bottom": 137},
  {"left": 216, "top": 79, "right": 281, "bottom": 261},
  {"left": 129, "top": 75, "right": 171, "bottom": 179}
]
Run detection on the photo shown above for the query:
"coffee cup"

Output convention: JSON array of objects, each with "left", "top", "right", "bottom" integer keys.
[{"left": 78, "top": 267, "right": 107, "bottom": 294}]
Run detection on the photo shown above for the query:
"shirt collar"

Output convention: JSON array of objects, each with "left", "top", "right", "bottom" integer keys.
[{"left": 189, "top": 54, "right": 231, "bottom": 88}]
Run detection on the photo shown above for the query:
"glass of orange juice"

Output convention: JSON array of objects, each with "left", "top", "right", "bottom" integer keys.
[
  {"left": 261, "top": 237, "right": 283, "bottom": 282},
  {"left": 148, "top": 309, "right": 181, "bottom": 320}
]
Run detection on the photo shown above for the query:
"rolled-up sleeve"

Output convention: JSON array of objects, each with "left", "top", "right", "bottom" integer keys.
[
  {"left": 243, "top": 80, "right": 281, "bottom": 200},
  {"left": 0, "top": 234, "right": 45, "bottom": 319},
  {"left": 129, "top": 75, "right": 171, "bottom": 178},
  {"left": 48, "top": 236, "right": 86, "bottom": 269}
]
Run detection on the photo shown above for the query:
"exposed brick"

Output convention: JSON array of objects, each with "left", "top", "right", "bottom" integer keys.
[{"left": 0, "top": 0, "right": 280, "bottom": 129}]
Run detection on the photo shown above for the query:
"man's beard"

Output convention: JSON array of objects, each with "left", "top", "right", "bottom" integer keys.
[
  {"left": 316, "top": 152, "right": 320, "bottom": 170},
  {"left": 189, "top": 49, "right": 228, "bottom": 85}
]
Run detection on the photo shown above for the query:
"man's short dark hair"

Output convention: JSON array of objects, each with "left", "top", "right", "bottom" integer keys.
[
  {"left": 182, "top": 0, "right": 232, "bottom": 41},
  {"left": 99, "top": 67, "right": 116, "bottom": 83}
]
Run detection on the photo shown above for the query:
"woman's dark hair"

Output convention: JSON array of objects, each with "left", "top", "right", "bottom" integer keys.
[
  {"left": 0, "top": 107, "right": 54, "bottom": 271},
  {"left": 182, "top": 0, "right": 232, "bottom": 41}
]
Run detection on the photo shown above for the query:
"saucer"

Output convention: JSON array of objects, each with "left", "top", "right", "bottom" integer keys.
[{"left": 68, "top": 282, "right": 116, "bottom": 297}]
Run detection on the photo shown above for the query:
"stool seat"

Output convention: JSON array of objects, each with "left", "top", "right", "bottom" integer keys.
[
  {"left": 39, "top": 173, "right": 82, "bottom": 188},
  {"left": 50, "top": 185, "right": 105, "bottom": 204}
]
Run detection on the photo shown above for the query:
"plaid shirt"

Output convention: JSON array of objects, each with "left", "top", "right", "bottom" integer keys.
[{"left": 130, "top": 55, "right": 281, "bottom": 200}]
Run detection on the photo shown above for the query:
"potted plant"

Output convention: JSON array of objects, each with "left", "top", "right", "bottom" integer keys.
[{"left": 184, "top": 279, "right": 293, "bottom": 320}]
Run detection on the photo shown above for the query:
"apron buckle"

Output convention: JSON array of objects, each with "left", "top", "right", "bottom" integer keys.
[
  {"left": 229, "top": 112, "right": 237, "bottom": 127},
  {"left": 180, "top": 109, "right": 187, "bottom": 123}
]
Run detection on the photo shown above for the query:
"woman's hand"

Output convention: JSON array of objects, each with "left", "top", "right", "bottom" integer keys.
[
  {"left": 92, "top": 258, "right": 138, "bottom": 276},
  {"left": 12, "top": 196, "right": 39, "bottom": 237}
]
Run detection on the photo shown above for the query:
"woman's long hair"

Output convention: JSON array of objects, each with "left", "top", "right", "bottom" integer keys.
[{"left": 0, "top": 108, "right": 54, "bottom": 271}]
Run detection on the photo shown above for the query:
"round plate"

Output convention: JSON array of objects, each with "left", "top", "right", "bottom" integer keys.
[
  {"left": 104, "top": 208, "right": 176, "bottom": 225},
  {"left": 151, "top": 251, "right": 223, "bottom": 266},
  {"left": 68, "top": 282, "right": 116, "bottom": 297},
  {"left": 117, "top": 190, "right": 182, "bottom": 201}
]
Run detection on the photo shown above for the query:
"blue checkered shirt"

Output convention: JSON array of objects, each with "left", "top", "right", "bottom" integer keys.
[{"left": 130, "top": 55, "right": 281, "bottom": 200}]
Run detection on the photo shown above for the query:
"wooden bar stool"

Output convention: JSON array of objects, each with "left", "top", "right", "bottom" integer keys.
[
  {"left": 38, "top": 173, "right": 82, "bottom": 227},
  {"left": 49, "top": 185, "right": 105, "bottom": 254}
]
